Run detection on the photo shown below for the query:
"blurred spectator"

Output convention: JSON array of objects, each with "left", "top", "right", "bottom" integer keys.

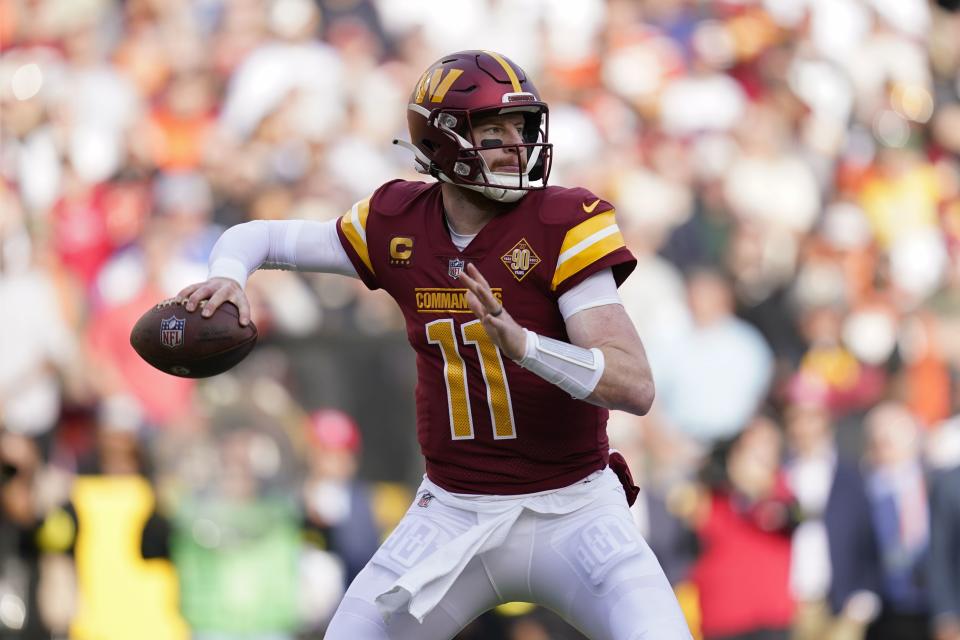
[
  {"left": 723, "top": 102, "right": 820, "bottom": 238},
  {"left": 56, "top": 16, "right": 143, "bottom": 186},
  {"left": 84, "top": 220, "right": 197, "bottom": 427},
  {"left": 690, "top": 413, "right": 798, "bottom": 640},
  {"left": 607, "top": 420, "right": 698, "bottom": 588},
  {"left": 40, "top": 396, "right": 189, "bottom": 640},
  {"left": 607, "top": 417, "right": 702, "bottom": 635},
  {"left": 299, "top": 408, "right": 380, "bottom": 633},
  {"left": 617, "top": 180, "right": 695, "bottom": 354},
  {"left": 0, "top": 429, "right": 50, "bottom": 638},
  {"left": 859, "top": 148, "right": 947, "bottom": 305},
  {"left": 786, "top": 305, "right": 887, "bottom": 433},
  {"left": 658, "top": 63, "right": 747, "bottom": 138},
  {"left": 218, "top": 0, "right": 345, "bottom": 143},
  {"left": 863, "top": 402, "right": 932, "bottom": 640},
  {"left": 928, "top": 462, "right": 960, "bottom": 640},
  {"left": 654, "top": 267, "right": 775, "bottom": 446},
  {"left": 784, "top": 400, "right": 881, "bottom": 640},
  {"left": 160, "top": 405, "right": 302, "bottom": 640},
  {"left": 0, "top": 191, "right": 86, "bottom": 442},
  {"left": 142, "top": 70, "right": 218, "bottom": 172},
  {"left": 301, "top": 409, "right": 379, "bottom": 583},
  {"left": 900, "top": 312, "right": 952, "bottom": 429}
]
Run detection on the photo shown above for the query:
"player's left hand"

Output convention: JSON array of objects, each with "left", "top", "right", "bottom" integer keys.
[{"left": 460, "top": 263, "right": 527, "bottom": 361}]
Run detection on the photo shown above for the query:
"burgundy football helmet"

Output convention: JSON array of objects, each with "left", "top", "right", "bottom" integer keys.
[{"left": 394, "top": 50, "right": 552, "bottom": 203}]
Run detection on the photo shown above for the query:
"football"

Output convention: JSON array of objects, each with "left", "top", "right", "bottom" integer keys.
[{"left": 129, "top": 298, "right": 258, "bottom": 378}]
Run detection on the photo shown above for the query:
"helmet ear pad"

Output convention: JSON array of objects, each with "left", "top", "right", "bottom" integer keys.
[
  {"left": 410, "top": 109, "right": 488, "bottom": 183},
  {"left": 408, "top": 112, "right": 456, "bottom": 177}
]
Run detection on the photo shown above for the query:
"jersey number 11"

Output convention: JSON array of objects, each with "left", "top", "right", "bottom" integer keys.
[{"left": 426, "top": 319, "right": 518, "bottom": 441}]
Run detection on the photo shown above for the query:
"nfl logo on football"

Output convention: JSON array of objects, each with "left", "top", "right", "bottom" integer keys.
[
  {"left": 160, "top": 316, "right": 185, "bottom": 349},
  {"left": 448, "top": 258, "right": 465, "bottom": 279}
]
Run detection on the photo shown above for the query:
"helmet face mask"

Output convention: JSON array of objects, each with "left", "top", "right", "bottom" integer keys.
[
  {"left": 434, "top": 106, "right": 552, "bottom": 194},
  {"left": 396, "top": 51, "right": 554, "bottom": 203}
]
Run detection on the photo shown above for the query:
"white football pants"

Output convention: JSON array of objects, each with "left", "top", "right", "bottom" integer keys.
[{"left": 324, "top": 470, "right": 692, "bottom": 640}]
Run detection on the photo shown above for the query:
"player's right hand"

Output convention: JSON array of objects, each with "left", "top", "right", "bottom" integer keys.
[
  {"left": 176, "top": 277, "right": 251, "bottom": 327},
  {"left": 459, "top": 263, "right": 527, "bottom": 361}
]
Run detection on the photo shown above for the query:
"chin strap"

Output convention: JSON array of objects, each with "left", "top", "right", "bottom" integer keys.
[{"left": 451, "top": 177, "right": 526, "bottom": 203}]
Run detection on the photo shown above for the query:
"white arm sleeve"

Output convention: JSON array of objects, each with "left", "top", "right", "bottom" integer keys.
[
  {"left": 208, "top": 219, "right": 357, "bottom": 287},
  {"left": 557, "top": 268, "right": 622, "bottom": 320}
]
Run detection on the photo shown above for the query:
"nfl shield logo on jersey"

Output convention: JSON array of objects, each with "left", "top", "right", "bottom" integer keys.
[
  {"left": 417, "top": 491, "right": 434, "bottom": 507},
  {"left": 448, "top": 258, "right": 465, "bottom": 279},
  {"left": 160, "top": 316, "right": 185, "bottom": 349}
]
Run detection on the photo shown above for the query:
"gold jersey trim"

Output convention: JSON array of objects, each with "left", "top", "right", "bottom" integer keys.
[{"left": 339, "top": 197, "right": 373, "bottom": 274}]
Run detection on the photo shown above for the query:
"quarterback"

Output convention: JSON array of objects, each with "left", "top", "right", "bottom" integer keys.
[{"left": 180, "top": 51, "right": 692, "bottom": 639}]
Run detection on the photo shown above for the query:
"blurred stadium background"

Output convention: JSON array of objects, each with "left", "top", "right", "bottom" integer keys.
[{"left": 3, "top": 0, "right": 960, "bottom": 639}]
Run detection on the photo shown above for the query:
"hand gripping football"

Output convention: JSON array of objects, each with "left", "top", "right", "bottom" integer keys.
[{"left": 129, "top": 298, "right": 258, "bottom": 378}]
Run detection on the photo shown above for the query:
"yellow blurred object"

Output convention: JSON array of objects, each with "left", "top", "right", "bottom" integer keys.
[
  {"left": 727, "top": 9, "right": 781, "bottom": 61},
  {"left": 372, "top": 481, "right": 413, "bottom": 539},
  {"left": 69, "top": 476, "right": 188, "bottom": 640},
  {"left": 801, "top": 346, "right": 861, "bottom": 390},
  {"left": 35, "top": 507, "right": 75, "bottom": 554},
  {"left": 666, "top": 481, "right": 705, "bottom": 523},
  {"left": 495, "top": 601, "right": 537, "bottom": 617},
  {"left": 860, "top": 163, "right": 939, "bottom": 249},
  {"left": 675, "top": 581, "right": 703, "bottom": 640},
  {"left": 890, "top": 83, "right": 934, "bottom": 124}
]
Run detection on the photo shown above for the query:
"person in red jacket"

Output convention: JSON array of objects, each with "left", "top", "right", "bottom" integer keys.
[{"left": 690, "top": 413, "right": 799, "bottom": 640}]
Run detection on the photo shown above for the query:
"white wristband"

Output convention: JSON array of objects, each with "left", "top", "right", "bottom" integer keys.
[{"left": 516, "top": 329, "right": 605, "bottom": 400}]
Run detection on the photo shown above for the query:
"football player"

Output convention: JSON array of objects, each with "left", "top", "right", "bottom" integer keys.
[{"left": 179, "top": 50, "right": 692, "bottom": 640}]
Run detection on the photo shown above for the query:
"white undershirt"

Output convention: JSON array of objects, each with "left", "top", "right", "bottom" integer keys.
[
  {"left": 208, "top": 218, "right": 623, "bottom": 320},
  {"left": 446, "top": 224, "right": 476, "bottom": 252}
]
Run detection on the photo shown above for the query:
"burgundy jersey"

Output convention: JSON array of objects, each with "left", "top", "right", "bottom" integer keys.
[{"left": 336, "top": 180, "right": 636, "bottom": 495}]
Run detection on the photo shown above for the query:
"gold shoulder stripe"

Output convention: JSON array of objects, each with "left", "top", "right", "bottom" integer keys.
[
  {"left": 552, "top": 211, "right": 625, "bottom": 290},
  {"left": 483, "top": 51, "right": 522, "bottom": 93},
  {"left": 339, "top": 197, "right": 374, "bottom": 275},
  {"left": 558, "top": 211, "right": 616, "bottom": 256}
]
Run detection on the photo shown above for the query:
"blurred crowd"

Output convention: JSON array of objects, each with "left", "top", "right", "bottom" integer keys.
[{"left": 3, "top": 0, "right": 960, "bottom": 638}]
